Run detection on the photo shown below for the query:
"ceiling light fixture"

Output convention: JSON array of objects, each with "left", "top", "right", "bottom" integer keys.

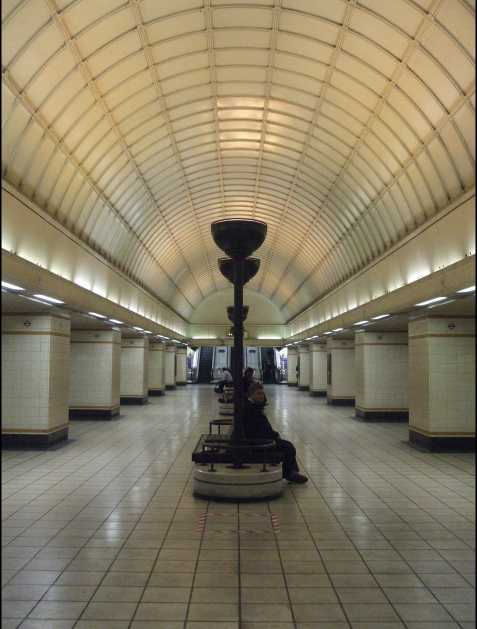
[
  {"left": 353, "top": 320, "right": 369, "bottom": 325},
  {"left": 2, "top": 281, "right": 24, "bottom": 290},
  {"left": 457, "top": 286, "right": 475, "bottom": 293},
  {"left": 88, "top": 312, "right": 106, "bottom": 318},
  {"left": 109, "top": 319, "right": 124, "bottom": 324},
  {"left": 415, "top": 297, "right": 447, "bottom": 306},
  {"left": 32, "top": 294, "right": 65, "bottom": 304},
  {"left": 372, "top": 314, "right": 389, "bottom": 319},
  {"left": 25, "top": 297, "right": 52, "bottom": 306}
]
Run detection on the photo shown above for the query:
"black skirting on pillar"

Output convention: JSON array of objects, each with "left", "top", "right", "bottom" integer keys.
[
  {"left": 409, "top": 429, "right": 475, "bottom": 453},
  {"left": 165, "top": 385, "right": 176, "bottom": 390},
  {"left": 2, "top": 426, "right": 69, "bottom": 449},
  {"left": 356, "top": 408, "right": 409, "bottom": 422},
  {"left": 148, "top": 389, "right": 165, "bottom": 396},
  {"left": 69, "top": 407, "right": 120, "bottom": 420},
  {"left": 176, "top": 381, "right": 187, "bottom": 386},
  {"left": 327, "top": 397, "right": 355, "bottom": 406},
  {"left": 310, "top": 390, "right": 327, "bottom": 397},
  {"left": 120, "top": 396, "right": 148, "bottom": 405},
  {"left": 298, "top": 385, "right": 309, "bottom": 391}
]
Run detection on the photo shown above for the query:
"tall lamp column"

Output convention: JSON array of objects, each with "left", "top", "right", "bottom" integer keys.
[{"left": 211, "top": 220, "right": 267, "bottom": 469}]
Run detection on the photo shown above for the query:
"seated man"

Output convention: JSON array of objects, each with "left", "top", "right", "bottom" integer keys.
[
  {"left": 243, "top": 367, "right": 268, "bottom": 406},
  {"left": 242, "top": 381, "right": 308, "bottom": 484},
  {"left": 215, "top": 367, "right": 233, "bottom": 393},
  {"left": 242, "top": 367, "right": 255, "bottom": 395}
]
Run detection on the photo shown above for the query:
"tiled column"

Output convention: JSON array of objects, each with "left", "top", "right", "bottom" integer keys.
[
  {"left": 2, "top": 313, "right": 71, "bottom": 447},
  {"left": 69, "top": 330, "right": 121, "bottom": 419},
  {"left": 355, "top": 332, "right": 409, "bottom": 421},
  {"left": 298, "top": 344, "right": 310, "bottom": 391},
  {"left": 327, "top": 338, "right": 355, "bottom": 405},
  {"left": 287, "top": 346, "right": 298, "bottom": 386},
  {"left": 408, "top": 315, "right": 475, "bottom": 451},
  {"left": 310, "top": 341, "right": 327, "bottom": 396},
  {"left": 120, "top": 337, "right": 149, "bottom": 404},
  {"left": 148, "top": 340, "right": 165, "bottom": 396},
  {"left": 165, "top": 343, "right": 177, "bottom": 390},
  {"left": 176, "top": 346, "right": 187, "bottom": 386}
]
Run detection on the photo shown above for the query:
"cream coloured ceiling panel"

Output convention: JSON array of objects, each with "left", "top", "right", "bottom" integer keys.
[{"left": 2, "top": 0, "right": 475, "bottom": 326}]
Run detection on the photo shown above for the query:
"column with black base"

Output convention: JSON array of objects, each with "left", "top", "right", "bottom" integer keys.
[{"left": 191, "top": 219, "right": 283, "bottom": 501}]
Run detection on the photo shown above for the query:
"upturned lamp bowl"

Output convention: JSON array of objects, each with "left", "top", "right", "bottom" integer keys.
[
  {"left": 227, "top": 305, "right": 249, "bottom": 324},
  {"left": 218, "top": 257, "right": 260, "bottom": 284},
  {"left": 211, "top": 219, "right": 267, "bottom": 259}
]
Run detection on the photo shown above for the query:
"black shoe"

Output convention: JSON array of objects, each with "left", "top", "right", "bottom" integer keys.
[{"left": 284, "top": 472, "right": 308, "bottom": 484}]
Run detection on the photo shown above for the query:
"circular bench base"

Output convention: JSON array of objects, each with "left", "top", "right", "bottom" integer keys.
[{"left": 193, "top": 463, "right": 283, "bottom": 502}]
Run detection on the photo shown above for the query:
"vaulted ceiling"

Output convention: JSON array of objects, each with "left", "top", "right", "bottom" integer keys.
[{"left": 2, "top": 0, "right": 475, "bottom": 325}]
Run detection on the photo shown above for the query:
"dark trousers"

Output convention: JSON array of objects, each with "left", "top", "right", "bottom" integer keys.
[{"left": 273, "top": 438, "right": 300, "bottom": 478}]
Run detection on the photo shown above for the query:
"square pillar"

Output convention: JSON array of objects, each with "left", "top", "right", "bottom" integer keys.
[
  {"left": 2, "top": 313, "right": 71, "bottom": 447},
  {"left": 120, "top": 337, "right": 149, "bottom": 404},
  {"left": 176, "top": 346, "right": 187, "bottom": 386},
  {"left": 355, "top": 332, "right": 409, "bottom": 421},
  {"left": 165, "top": 343, "right": 177, "bottom": 390},
  {"left": 298, "top": 344, "right": 310, "bottom": 390},
  {"left": 310, "top": 341, "right": 327, "bottom": 396},
  {"left": 327, "top": 338, "right": 355, "bottom": 405},
  {"left": 287, "top": 346, "right": 298, "bottom": 386},
  {"left": 69, "top": 330, "right": 121, "bottom": 419},
  {"left": 408, "top": 315, "right": 475, "bottom": 451},
  {"left": 148, "top": 340, "right": 165, "bottom": 396}
]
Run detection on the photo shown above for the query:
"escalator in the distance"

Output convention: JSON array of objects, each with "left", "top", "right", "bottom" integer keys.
[
  {"left": 197, "top": 346, "right": 214, "bottom": 383},
  {"left": 260, "top": 347, "right": 276, "bottom": 384}
]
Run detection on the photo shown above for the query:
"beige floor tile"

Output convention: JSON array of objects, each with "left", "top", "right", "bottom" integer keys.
[
  {"left": 190, "top": 587, "right": 238, "bottom": 603},
  {"left": 1, "top": 584, "right": 50, "bottom": 600},
  {"left": 291, "top": 603, "right": 347, "bottom": 622},
  {"left": 27, "top": 601, "right": 88, "bottom": 619},
  {"left": 133, "top": 602, "right": 189, "bottom": 621},
  {"left": 392, "top": 603, "right": 455, "bottom": 622},
  {"left": 342, "top": 603, "right": 401, "bottom": 622},
  {"left": 240, "top": 603, "right": 293, "bottom": 622},
  {"left": 42, "top": 585, "right": 97, "bottom": 601},
  {"left": 287, "top": 587, "right": 340, "bottom": 604},
  {"left": 92, "top": 586, "right": 145, "bottom": 602},
  {"left": 241, "top": 587, "right": 288, "bottom": 603}
]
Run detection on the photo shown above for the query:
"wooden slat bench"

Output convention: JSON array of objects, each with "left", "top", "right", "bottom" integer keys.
[{"left": 192, "top": 426, "right": 284, "bottom": 467}]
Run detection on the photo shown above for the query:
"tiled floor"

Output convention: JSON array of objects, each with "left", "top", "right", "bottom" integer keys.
[{"left": 2, "top": 384, "right": 475, "bottom": 629}]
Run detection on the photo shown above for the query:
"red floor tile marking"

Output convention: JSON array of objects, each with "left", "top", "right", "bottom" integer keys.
[
  {"left": 197, "top": 513, "right": 207, "bottom": 532},
  {"left": 197, "top": 513, "right": 280, "bottom": 534}
]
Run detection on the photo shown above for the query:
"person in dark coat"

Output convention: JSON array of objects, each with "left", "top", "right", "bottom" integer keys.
[
  {"left": 242, "top": 367, "right": 255, "bottom": 395},
  {"left": 242, "top": 381, "right": 308, "bottom": 484},
  {"left": 242, "top": 367, "right": 268, "bottom": 406}
]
